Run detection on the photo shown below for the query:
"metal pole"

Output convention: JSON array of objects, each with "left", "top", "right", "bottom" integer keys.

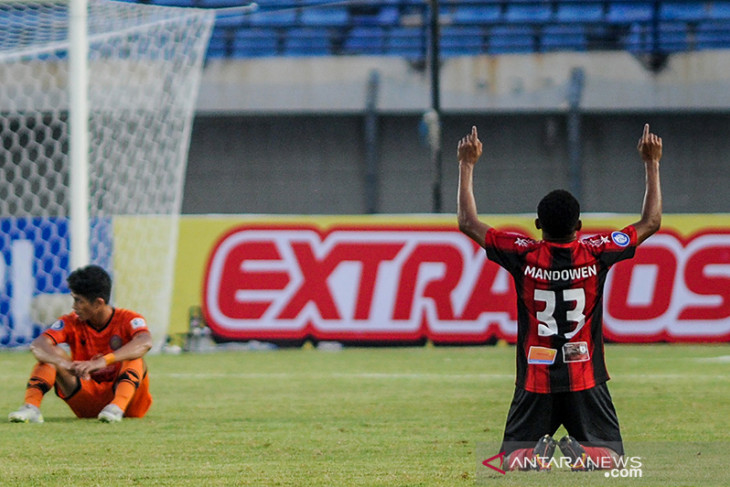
[
  {"left": 364, "top": 70, "right": 380, "bottom": 214},
  {"left": 429, "top": 0, "right": 442, "bottom": 213},
  {"left": 567, "top": 67, "right": 585, "bottom": 202},
  {"left": 69, "top": 0, "right": 90, "bottom": 268}
]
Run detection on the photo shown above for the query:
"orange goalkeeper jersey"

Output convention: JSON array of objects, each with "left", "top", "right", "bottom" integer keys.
[{"left": 44, "top": 308, "right": 149, "bottom": 383}]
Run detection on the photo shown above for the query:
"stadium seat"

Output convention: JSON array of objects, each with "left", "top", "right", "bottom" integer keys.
[
  {"left": 696, "top": 20, "right": 730, "bottom": 49},
  {"left": 284, "top": 27, "right": 332, "bottom": 56},
  {"left": 622, "top": 23, "right": 650, "bottom": 53},
  {"left": 377, "top": 6, "right": 401, "bottom": 25},
  {"left": 249, "top": 9, "right": 297, "bottom": 26},
  {"left": 505, "top": 2, "right": 553, "bottom": 23},
  {"left": 488, "top": 25, "right": 536, "bottom": 54},
  {"left": 387, "top": 26, "right": 426, "bottom": 57},
  {"left": 206, "top": 35, "right": 230, "bottom": 58},
  {"left": 440, "top": 26, "right": 486, "bottom": 56},
  {"left": 555, "top": 2, "right": 604, "bottom": 23},
  {"left": 606, "top": 2, "right": 654, "bottom": 23},
  {"left": 233, "top": 28, "right": 279, "bottom": 57},
  {"left": 198, "top": 0, "right": 241, "bottom": 7},
  {"left": 541, "top": 24, "right": 588, "bottom": 52},
  {"left": 659, "top": 2, "right": 707, "bottom": 21},
  {"left": 300, "top": 7, "right": 349, "bottom": 27},
  {"left": 214, "top": 10, "right": 248, "bottom": 28},
  {"left": 247, "top": 0, "right": 296, "bottom": 5},
  {"left": 343, "top": 26, "right": 387, "bottom": 55},
  {"left": 350, "top": 6, "right": 400, "bottom": 26},
  {"left": 658, "top": 22, "right": 691, "bottom": 51},
  {"left": 622, "top": 22, "right": 690, "bottom": 53},
  {"left": 206, "top": 26, "right": 233, "bottom": 58},
  {"left": 452, "top": 6, "right": 502, "bottom": 25},
  {"left": 709, "top": 1, "right": 730, "bottom": 19},
  {"left": 149, "top": 0, "right": 197, "bottom": 6}
]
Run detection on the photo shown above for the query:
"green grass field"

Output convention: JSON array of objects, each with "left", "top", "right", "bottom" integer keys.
[{"left": 1, "top": 344, "right": 728, "bottom": 486}]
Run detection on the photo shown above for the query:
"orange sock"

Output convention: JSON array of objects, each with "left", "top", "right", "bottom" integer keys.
[
  {"left": 24, "top": 363, "right": 56, "bottom": 408},
  {"left": 111, "top": 359, "right": 145, "bottom": 411}
]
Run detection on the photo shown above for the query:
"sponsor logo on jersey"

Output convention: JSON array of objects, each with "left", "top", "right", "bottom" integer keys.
[
  {"left": 562, "top": 341, "right": 590, "bottom": 363},
  {"left": 131, "top": 318, "right": 147, "bottom": 329},
  {"left": 611, "top": 231, "right": 630, "bottom": 247},
  {"left": 527, "top": 346, "right": 557, "bottom": 365}
]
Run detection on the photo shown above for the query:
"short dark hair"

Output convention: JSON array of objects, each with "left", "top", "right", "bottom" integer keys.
[
  {"left": 67, "top": 265, "right": 112, "bottom": 304},
  {"left": 537, "top": 189, "right": 580, "bottom": 238}
]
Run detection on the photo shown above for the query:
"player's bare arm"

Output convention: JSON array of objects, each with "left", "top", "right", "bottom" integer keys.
[
  {"left": 29, "top": 334, "right": 74, "bottom": 372},
  {"left": 72, "top": 331, "right": 153, "bottom": 379},
  {"left": 457, "top": 126, "right": 490, "bottom": 247},
  {"left": 633, "top": 123, "right": 663, "bottom": 244}
]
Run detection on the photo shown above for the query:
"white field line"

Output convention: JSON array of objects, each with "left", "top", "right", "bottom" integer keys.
[
  {"left": 159, "top": 372, "right": 515, "bottom": 381},
  {"left": 150, "top": 372, "right": 729, "bottom": 381},
  {"left": 695, "top": 355, "right": 730, "bottom": 363}
]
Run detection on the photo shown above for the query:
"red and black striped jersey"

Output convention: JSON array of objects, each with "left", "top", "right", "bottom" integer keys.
[{"left": 484, "top": 225, "right": 638, "bottom": 393}]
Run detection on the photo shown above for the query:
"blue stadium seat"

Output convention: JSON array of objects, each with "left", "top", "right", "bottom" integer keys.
[
  {"left": 606, "top": 2, "right": 654, "bottom": 23},
  {"left": 234, "top": 28, "right": 279, "bottom": 57},
  {"left": 300, "top": 7, "right": 349, "bottom": 26},
  {"left": 505, "top": 2, "right": 553, "bottom": 23},
  {"left": 252, "top": 0, "right": 298, "bottom": 6},
  {"left": 623, "top": 23, "right": 650, "bottom": 52},
  {"left": 488, "top": 25, "right": 536, "bottom": 54},
  {"left": 198, "top": 0, "right": 241, "bottom": 7},
  {"left": 622, "top": 22, "right": 690, "bottom": 53},
  {"left": 452, "top": 6, "right": 502, "bottom": 25},
  {"left": 214, "top": 10, "right": 248, "bottom": 28},
  {"left": 343, "top": 26, "right": 387, "bottom": 54},
  {"left": 555, "top": 2, "right": 604, "bottom": 22},
  {"left": 149, "top": 0, "right": 197, "bottom": 6},
  {"left": 660, "top": 23, "right": 691, "bottom": 51},
  {"left": 387, "top": 26, "right": 426, "bottom": 57},
  {"left": 696, "top": 20, "right": 730, "bottom": 49},
  {"left": 350, "top": 6, "right": 400, "bottom": 26},
  {"left": 377, "top": 6, "right": 400, "bottom": 25},
  {"left": 441, "top": 26, "right": 486, "bottom": 56},
  {"left": 660, "top": 2, "right": 707, "bottom": 21},
  {"left": 207, "top": 35, "right": 230, "bottom": 58},
  {"left": 541, "top": 24, "right": 588, "bottom": 52},
  {"left": 249, "top": 9, "right": 297, "bottom": 26},
  {"left": 284, "top": 27, "right": 332, "bottom": 56},
  {"left": 709, "top": 1, "right": 730, "bottom": 19}
]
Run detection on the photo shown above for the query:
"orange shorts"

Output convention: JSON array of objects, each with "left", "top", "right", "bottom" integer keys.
[{"left": 59, "top": 373, "right": 152, "bottom": 419}]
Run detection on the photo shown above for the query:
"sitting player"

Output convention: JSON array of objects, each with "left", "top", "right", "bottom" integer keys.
[
  {"left": 457, "top": 124, "right": 662, "bottom": 470},
  {"left": 8, "top": 265, "right": 153, "bottom": 423}
]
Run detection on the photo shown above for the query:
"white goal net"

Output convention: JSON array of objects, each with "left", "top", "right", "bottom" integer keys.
[{"left": 0, "top": 0, "right": 214, "bottom": 349}]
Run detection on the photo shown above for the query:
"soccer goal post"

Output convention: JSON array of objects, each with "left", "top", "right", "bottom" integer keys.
[{"left": 0, "top": 0, "right": 214, "bottom": 350}]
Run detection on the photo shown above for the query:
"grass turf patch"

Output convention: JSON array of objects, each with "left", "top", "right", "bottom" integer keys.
[{"left": 1, "top": 344, "right": 728, "bottom": 486}]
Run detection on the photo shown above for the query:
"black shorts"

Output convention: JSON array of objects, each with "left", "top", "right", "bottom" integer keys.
[{"left": 500, "top": 382, "right": 624, "bottom": 456}]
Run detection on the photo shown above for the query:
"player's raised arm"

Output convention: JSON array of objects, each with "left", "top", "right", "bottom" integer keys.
[
  {"left": 457, "top": 126, "right": 490, "bottom": 247},
  {"left": 633, "top": 123, "right": 663, "bottom": 244}
]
